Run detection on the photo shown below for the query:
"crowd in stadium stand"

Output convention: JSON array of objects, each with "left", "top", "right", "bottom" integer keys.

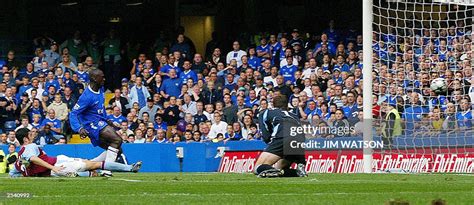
[{"left": 0, "top": 19, "right": 472, "bottom": 147}]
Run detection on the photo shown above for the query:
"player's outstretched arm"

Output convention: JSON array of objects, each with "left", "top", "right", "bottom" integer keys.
[
  {"left": 30, "top": 156, "right": 64, "bottom": 174},
  {"left": 69, "top": 95, "right": 90, "bottom": 134}
]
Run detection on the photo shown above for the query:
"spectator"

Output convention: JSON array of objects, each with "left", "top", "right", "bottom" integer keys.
[
  {"left": 222, "top": 93, "right": 238, "bottom": 124},
  {"left": 289, "top": 29, "right": 304, "bottom": 50},
  {"left": 31, "top": 114, "right": 42, "bottom": 129},
  {"left": 134, "top": 129, "right": 146, "bottom": 143},
  {"left": 47, "top": 93, "right": 69, "bottom": 122},
  {"left": 32, "top": 48, "right": 46, "bottom": 72},
  {"left": 33, "top": 124, "right": 56, "bottom": 145},
  {"left": 6, "top": 131, "right": 20, "bottom": 147},
  {"left": 332, "top": 109, "right": 351, "bottom": 137},
  {"left": 193, "top": 101, "right": 208, "bottom": 125},
  {"left": 192, "top": 131, "right": 202, "bottom": 142},
  {"left": 1, "top": 92, "right": 16, "bottom": 132},
  {"left": 25, "top": 78, "right": 44, "bottom": 100},
  {"left": 60, "top": 30, "right": 86, "bottom": 60},
  {"left": 145, "top": 127, "right": 156, "bottom": 142},
  {"left": 163, "top": 96, "right": 180, "bottom": 137},
  {"left": 351, "top": 111, "right": 364, "bottom": 137},
  {"left": 212, "top": 133, "right": 225, "bottom": 142},
  {"left": 15, "top": 116, "right": 33, "bottom": 131},
  {"left": 183, "top": 130, "right": 194, "bottom": 142},
  {"left": 179, "top": 60, "right": 198, "bottom": 84},
  {"left": 180, "top": 94, "right": 197, "bottom": 117},
  {"left": 43, "top": 42, "right": 60, "bottom": 67},
  {"left": 209, "top": 112, "right": 227, "bottom": 139},
  {"left": 5, "top": 144, "right": 18, "bottom": 172},
  {"left": 224, "top": 124, "right": 241, "bottom": 141},
  {"left": 102, "top": 29, "right": 122, "bottom": 90},
  {"left": 0, "top": 133, "right": 6, "bottom": 145},
  {"left": 129, "top": 77, "right": 151, "bottom": 109},
  {"left": 256, "top": 37, "right": 271, "bottom": 60},
  {"left": 55, "top": 137, "right": 67, "bottom": 145},
  {"left": 40, "top": 109, "right": 64, "bottom": 140},
  {"left": 161, "top": 69, "right": 182, "bottom": 99},
  {"left": 240, "top": 115, "right": 254, "bottom": 140},
  {"left": 4, "top": 50, "right": 22, "bottom": 69},
  {"left": 86, "top": 33, "right": 101, "bottom": 65},
  {"left": 58, "top": 54, "right": 77, "bottom": 73},
  {"left": 171, "top": 34, "right": 193, "bottom": 60},
  {"left": 226, "top": 41, "right": 247, "bottom": 67},
  {"left": 456, "top": 98, "right": 472, "bottom": 130},
  {"left": 126, "top": 134, "right": 135, "bottom": 143},
  {"left": 382, "top": 102, "right": 402, "bottom": 146},
  {"left": 1, "top": 72, "right": 15, "bottom": 87},
  {"left": 153, "top": 115, "right": 168, "bottom": 132},
  {"left": 117, "top": 121, "right": 134, "bottom": 138},
  {"left": 139, "top": 97, "right": 160, "bottom": 121},
  {"left": 153, "top": 129, "right": 168, "bottom": 143},
  {"left": 108, "top": 106, "right": 126, "bottom": 126},
  {"left": 109, "top": 88, "right": 129, "bottom": 115}
]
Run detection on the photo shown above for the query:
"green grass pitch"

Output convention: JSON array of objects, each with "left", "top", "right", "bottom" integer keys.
[{"left": 1, "top": 173, "right": 473, "bottom": 205}]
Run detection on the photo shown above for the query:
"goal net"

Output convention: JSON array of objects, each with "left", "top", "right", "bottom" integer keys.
[{"left": 369, "top": 0, "right": 473, "bottom": 173}]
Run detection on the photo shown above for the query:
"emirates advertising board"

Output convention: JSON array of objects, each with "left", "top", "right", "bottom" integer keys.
[{"left": 218, "top": 148, "right": 474, "bottom": 173}]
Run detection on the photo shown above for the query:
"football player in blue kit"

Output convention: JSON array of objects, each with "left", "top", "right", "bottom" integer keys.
[{"left": 69, "top": 69, "right": 137, "bottom": 164}]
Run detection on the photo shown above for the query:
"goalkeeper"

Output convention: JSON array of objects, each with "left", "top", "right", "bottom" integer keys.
[{"left": 254, "top": 94, "right": 307, "bottom": 178}]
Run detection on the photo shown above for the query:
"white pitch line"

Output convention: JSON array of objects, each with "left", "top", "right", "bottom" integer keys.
[
  {"left": 110, "top": 178, "right": 143, "bottom": 182},
  {"left": 29, "top": 191, "right": 474, "bottom": 198}
]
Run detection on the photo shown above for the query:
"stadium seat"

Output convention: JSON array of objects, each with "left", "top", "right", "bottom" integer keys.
[
  {"left": 104, "top": 93, "right": 114, "bottom": 106},
  {"left": 3, "top": 121, "right": 16, "bottom": 132},
  {"left": 69, "top": 134, "right": 91, "bottom": 144}
]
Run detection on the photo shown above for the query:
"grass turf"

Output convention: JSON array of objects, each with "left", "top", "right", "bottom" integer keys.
[{"left": 1, "top": 173, "right": 473, "bottom": 205}]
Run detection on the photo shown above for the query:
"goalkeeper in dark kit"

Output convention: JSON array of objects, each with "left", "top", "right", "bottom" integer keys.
[{"left": 254, "top": 94, "right": 307, "bottom": 178}]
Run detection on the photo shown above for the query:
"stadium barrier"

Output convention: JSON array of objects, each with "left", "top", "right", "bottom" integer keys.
[
  {"left": 1, "top": 135, "right": 472, "bottom": 173},
  {"left": 0, "top": 141, "right": 266, "bottom": 172},
  {"left": 218, "top": 148, "right": 474, "bottom": 174}
]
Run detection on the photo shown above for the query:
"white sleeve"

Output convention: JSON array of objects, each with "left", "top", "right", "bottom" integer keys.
[
  {"left": 9, "top": 166, "right": 22, "bottom": 178},
  {"left": 21, "top": 144, "right": 41, "bottom": 161},
  {"left": 209, "top": 125, "right": 216, "bottom": 139},
  {"left": 226, "top": 52, "right": 231, "bottom": 64}
]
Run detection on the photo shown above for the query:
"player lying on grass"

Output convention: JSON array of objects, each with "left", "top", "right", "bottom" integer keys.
[
  {"left": 9, "top": 142, "right": 142, "bottom": 178},
  {"left": 69, "top": 69, "right": 128, "bottom": 163},
  {"left": 254, "top": 94, "right": 307, "bottom": 178}
]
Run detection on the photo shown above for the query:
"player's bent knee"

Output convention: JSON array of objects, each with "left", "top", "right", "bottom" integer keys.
[
  {"left": 274, "top": 159, "right": 291, "bottom": 170},
  {"left": 255, "top": 152, "right": 281, "bottom": 167},
  {"left": 101, "top": 126, "right": 123, "bottom": 148}
]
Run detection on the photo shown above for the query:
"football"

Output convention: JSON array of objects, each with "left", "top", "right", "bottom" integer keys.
[{"left": 430, "top": 78, "right": 448, "bottom": 94}]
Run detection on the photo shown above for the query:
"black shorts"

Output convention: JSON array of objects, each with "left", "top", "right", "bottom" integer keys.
[{"left": 264, "top": 135, "right": 306, "bottom": 164}]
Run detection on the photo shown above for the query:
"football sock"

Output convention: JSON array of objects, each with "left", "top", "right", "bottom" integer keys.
[
  {"left": 77, "top": 171, "right": 92, "bottom": 177},
  {"left": 115, "top": 153, "right": 128, "bottom": 165},
  {"left": 91, "top": 151, "right": 107, "bottom": 162},
  {"left": 281, "top": 168, "right": 299, "bottom": 177},
  {"left": 255, "top": 164, "right": 275, "bottom": 175},
  {"left": 102, "top": 161, "right": 133, "bottom": 172},
  {"left": 105, "top": 146, "right": 119, "bottom": 162}
]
